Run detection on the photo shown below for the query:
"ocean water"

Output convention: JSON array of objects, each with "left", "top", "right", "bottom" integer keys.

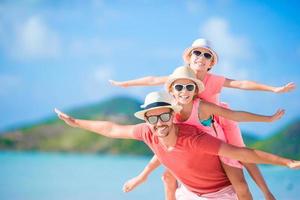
[{"left": 0, "top": 151, "right": 299, "bottom": 200}]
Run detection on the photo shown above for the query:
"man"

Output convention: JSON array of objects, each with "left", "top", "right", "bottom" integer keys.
[{"left": 55, "top": 91, "right": 300, "bottom": 200}]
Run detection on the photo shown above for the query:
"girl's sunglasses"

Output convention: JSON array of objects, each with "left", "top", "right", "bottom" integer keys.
[
  {"left": 145, "top": 112, "right": 172, "bottom": 125},
  {"left": 173, "top": 84, "right": 195, "bottom": 92},
  {"left": 191, "top": 50, "right": 212, "bottom": 60}
]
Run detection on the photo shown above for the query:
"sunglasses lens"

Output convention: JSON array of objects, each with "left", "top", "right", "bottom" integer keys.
[
  {"left": 160, "top": 113, "right": 171, "bottom": 122},
  {"left": 147, "top": 116, "right": 158, "bottom": 124},
  {"left": 203, "top": 53, "right": 212, "bottom": 59},
  {"left": 174, "top": 84, "right": 184, "bottom": 91},
  {"left": 192, "top": 50, "right": 201, "bottom": 56},
  {"left": 186, "top": 84, "right": 195, "bottom": 91}
]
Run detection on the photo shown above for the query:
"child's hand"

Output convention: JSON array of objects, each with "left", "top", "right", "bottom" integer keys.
[
  {"left": 54, "top": 108, "right": 79, "bottom": 128},
  {"left": 269, "top": 109, "right": 285, "bottom": 122},
  {"left": 273, "top": 82, "right": 296, "bottom": 93},
  {"left": 109, "top": 80, "right": 128, "bottom": 88},
  {"left": 264, "top": 192, "right": 276, "bottom": 200}
]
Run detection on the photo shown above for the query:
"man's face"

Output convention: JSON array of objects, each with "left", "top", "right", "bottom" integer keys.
[{"left": 145, "top": 107, "right": 174, "bottom": 138}]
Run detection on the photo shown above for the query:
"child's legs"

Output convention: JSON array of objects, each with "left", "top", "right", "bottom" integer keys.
[
  {"left": 221, "top": 163, "right": 253, "bottom": 200},
  {"left": 217, "top": 103, "right": 245, "bottom": 147},
  {"left": 162, "top": 170, "right": 177, "bottom": 200},
  {"left": 243, "top": 163, "right": 275, "bottom": 200},
  {"left": 221, "top": 119, "right": 245, "bottom": 147}
]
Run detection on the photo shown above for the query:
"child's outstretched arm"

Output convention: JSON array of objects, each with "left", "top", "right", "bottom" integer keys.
[
  {"left": 109, "top": 76, "right": 168, "bottom": 88},
  {"left": 223, "top": 78, "right": 296, "bottom": 93},
  {"left": 123, "top": 155, "right": 161, "bottom": 193},
  {"left": 200, "top": 101, "right": 285, "bottom": 123}
]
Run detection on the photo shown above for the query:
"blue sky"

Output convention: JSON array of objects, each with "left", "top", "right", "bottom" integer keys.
[{"left": 0, "top": 0, "right": 300, "bottom": 137}]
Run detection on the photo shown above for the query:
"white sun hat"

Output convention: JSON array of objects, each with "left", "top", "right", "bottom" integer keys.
[
  {"left": 134, "top": 91, "right": 182, "bottom": 120},
  {"left": 165, "top": 66, "right": 205, "bottom": 93},
  {"left": 182, "top": 38, "right": 218, "bottom": 67}
]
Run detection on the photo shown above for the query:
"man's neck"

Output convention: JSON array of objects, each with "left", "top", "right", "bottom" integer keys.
[{"left": 158, "top": 125, "right": 178, "bottom": 150}]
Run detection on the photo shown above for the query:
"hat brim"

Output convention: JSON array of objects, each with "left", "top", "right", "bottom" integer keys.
[
  {"left": 182, "top": 46, "right": 218, "bottom": 67},
  {"left": 134, "top": 105, "right": 182, "bottom": 121},
  {"left": 165, "top": 76, "right": 205, "bottom": 94}
]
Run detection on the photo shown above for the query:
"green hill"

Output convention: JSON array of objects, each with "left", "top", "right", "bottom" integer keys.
[
  {"left": 250, "top": 119, "right": 300, "bottom": 159},
  {"left": 0, "top": 96, "right": 152, "bottom": 156},
  {"left": 0, "top": 96, "right": 299, "bottom": 159},
  {"left": 242, "top": 132, "right": 260, "bottom": 146}
]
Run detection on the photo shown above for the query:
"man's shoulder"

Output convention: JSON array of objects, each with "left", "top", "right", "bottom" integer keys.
[
  {"left": 134, "top": 123, "right": 151, "bottom": 134},
  {"left": 133, "top": 123, "right": 157, "bottom": 144}
]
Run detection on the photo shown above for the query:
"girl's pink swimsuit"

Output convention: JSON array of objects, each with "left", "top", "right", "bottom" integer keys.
[
  {"left": 174, "top": 98, "right": 243, "bottom": 168},
  {"left": 198, "top": 73, "right": 245, "bottom": 149}
]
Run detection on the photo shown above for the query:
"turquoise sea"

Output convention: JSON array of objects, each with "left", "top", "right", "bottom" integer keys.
[{"left": 0, "top": 151, "right": 299, "bottom": 200}]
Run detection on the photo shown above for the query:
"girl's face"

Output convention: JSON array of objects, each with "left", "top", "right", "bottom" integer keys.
[
  {"left": 170, "top": 79, "right": 197, "bottom": 105},
  {"left": 188, "top": 47, "right": 214, "bottom": 73}
]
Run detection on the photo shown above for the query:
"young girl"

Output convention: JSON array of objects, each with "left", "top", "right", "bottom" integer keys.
[
  {"left": 122, "top": 66, "right": 284, "bottom": 200},
  {"left": 110, "top": 39, "right": 295, "bottom": 199}
]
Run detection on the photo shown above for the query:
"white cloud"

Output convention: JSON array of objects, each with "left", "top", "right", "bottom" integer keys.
[
  {"left": 201, "top": 17, "right": 252, "bottom": 60},
  {"left": 94, "top": 66, "right": 114, "bottom": 83},
  {"left": 11, "top": 16, "right": 61, "bottom": 60},
  {"left": 80, "top": 65, "right": 116, "bottom": 101},
  {"left": 0, "top": 74, "right": 21, "bottom": 96},
  {"left": 200, "top": 17, "right": 253, "bottom": 79},
  {"left": 217, "top": 61, "right": 249, "bottom": 79}
]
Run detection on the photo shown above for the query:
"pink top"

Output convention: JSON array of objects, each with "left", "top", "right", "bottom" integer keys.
[
  {"left": 174, "top": 98, "right": 226, "bottom": 141},
  {"left": 196, "top": 73, "right": 246, "bottom": 148},
  {"left": 133, "top": 123, "right": 231, "bottom": 195},
  {"left": 197, "top": 73, "right": 225, "bottom": 104}
]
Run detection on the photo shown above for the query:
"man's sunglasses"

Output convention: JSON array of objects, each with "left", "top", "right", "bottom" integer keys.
[
  {"left": 145, "top": 112, "right": 172, "bottom": 125},
  {"left": 173, "top": 84, "right": 195, "bottom": 92},
  {"left": 191, "top": 50, "right": 212, "bottom": 60}
]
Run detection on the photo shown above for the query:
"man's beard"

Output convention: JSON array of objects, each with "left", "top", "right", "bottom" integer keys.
[{"left": 154, "top": 125, "right": 170, "bottom": 137}]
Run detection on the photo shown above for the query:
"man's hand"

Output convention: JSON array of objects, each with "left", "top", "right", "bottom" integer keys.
[
  {"left": 54, "top": 108, "right": 79, "bottom": 128},
  {"left": 287, "top": 160, "right": 300, "bottom": 169},
  {"left": 273, "top": 82, "right": 296, "bottom": 93}
]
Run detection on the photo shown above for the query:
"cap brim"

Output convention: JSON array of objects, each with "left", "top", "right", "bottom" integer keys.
[{"left": 134, "top": 105, "right": 182, "bottom": 120}]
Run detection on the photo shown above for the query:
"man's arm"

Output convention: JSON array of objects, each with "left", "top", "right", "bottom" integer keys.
[
  {"left": 55, "top": 108, "right": 137, "bottom": 139},
  {"left": 219, "top": 142, "right": 300, "bottom": 169},
  {"left": 200, "top": 101, "right": 285, "bottom": 122},
  {"left": 223, "top": 78, "right": 296, "bottom": 93},
  {"left": 109, "top": 76, "right": 168, "bottom": 88}
]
